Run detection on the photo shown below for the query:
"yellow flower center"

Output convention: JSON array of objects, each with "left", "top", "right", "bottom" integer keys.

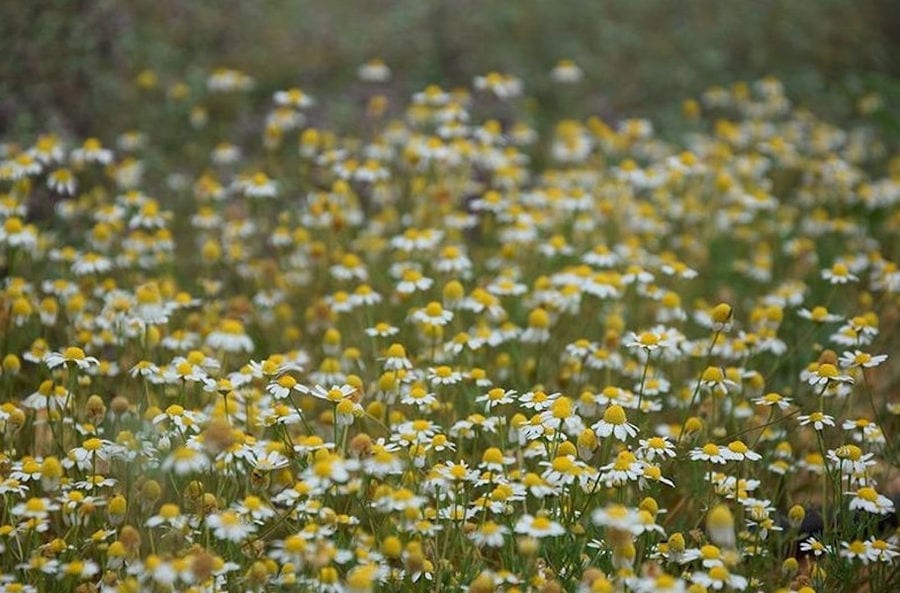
[
  {"left": 284, "top": 534, "right": 306, "bottom": 553},
  {"left": 166, "top": 405, "right": 184, "bottom": 416},
  {"left": 4, "top": 217, "right": 23, "bottom": 233},
  {"left": 551, "top": 397, "right": 573, "bottom": 419},
  {"left": 702, "top": 367, "right": 724, "bottom": 382},
  {"left": 173, "top": 447, "right": 196, "bottom": 461},
  {"left": 159, "top": 503, "right": 180, "bottom": 519},
  {"left": 62, "top": 346, "right": 86, "bottom": 360},
  {"left": 487, "top": 388, "right": 506, "bottom": 401},
  {"left": 65, "top": 561, "right": 85, "bottom": 576},
  {"left": 856, "top": 487, "right": 878, "bottom": 502},
  {"left": 552, "top": 456, "right": 574, "bottom": 472},
  {"left": 638, "top": 331, "right": 659, "bottom": 346},
  {"left": 25, "top": 498, "right": 46, "bottom": 513},
  {"left": 613, "top": 451, "right": 637, "bottom": 470},
  {"left": 709, "top": 565, "right": 730, "bottom": 580},
  {"left": 449, "top": 464, "right": 468, "bottom": 480},
  {"left": 482, "top": 448, "right": 504, "bottom": 465},
  {"left": 603, "top": 405, "right": 627, "bottom": 425},
  {"left": 528, "top": 308, "right": 550, "bottom": 329},
  {"left": 336, "top": 399, "right": 355, "bottom": 415},
  {"left": 727, "top": 441, "right": 748, "bottom": 454},
  {"left": 220, "top": 319, "right": 244, "bottom": 334}
]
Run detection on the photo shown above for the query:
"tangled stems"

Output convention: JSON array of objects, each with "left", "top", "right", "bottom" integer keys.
[{"left": 678, "top": 328, "right": 723, "bottom": 443}]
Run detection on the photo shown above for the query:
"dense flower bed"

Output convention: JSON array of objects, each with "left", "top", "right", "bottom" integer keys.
[{"left": 0, "top": 69, "right": 898, "bottom": 593}]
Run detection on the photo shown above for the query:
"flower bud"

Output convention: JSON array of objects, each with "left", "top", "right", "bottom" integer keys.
[
  {"left": 711, "top": 303, "right": 733, "bottom": 324},
  {"left": 788, "top": 504, "right": 805, "bottom": 529},
  {"left": 706, "top": 504, "right": 736, "bottom": 548}
]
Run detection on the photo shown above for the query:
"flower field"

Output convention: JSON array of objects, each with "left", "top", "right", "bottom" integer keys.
[{"left": 0, "top": 64, "right": 898, "bottom": 593}]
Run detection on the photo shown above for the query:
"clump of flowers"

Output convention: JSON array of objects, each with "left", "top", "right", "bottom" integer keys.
[{"left": 0, "top": 68, "right": 897, "bottom": 593}]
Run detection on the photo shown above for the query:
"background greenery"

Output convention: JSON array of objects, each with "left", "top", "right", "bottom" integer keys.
[{"left": 2, "top": 0, "right": 899, "bottom": 142}]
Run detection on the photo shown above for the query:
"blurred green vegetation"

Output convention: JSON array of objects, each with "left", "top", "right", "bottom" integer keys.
[{"left": 2, "top": 0, "right": 899, "bottom": 140}]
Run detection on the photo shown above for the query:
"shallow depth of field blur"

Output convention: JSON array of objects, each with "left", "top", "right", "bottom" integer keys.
[{"left": 1, "top": 2, "right": 899, "bottom": 593}]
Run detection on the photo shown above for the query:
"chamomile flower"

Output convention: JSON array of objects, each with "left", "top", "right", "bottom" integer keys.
[
  {"left": 797, "top": 412, "right": 835, "bottom": 431},
  {"left": 799, "top": 536, "right": 832, "bottom": 556},
  {"left": 721, "top": 440, "right": 762, "bottom": 462},
  {"left": 798, "top": 306, "right": 842, "bottom": 322},
  {"left": 637, "top": 436, "right": 677, "bottom": 461},
  {"left": 806, "top": 363, "right": 853, "bottom": 386},
  {"left": 206, "top": 319, "right": 254, "bottom": 353},
  {"left": 592, "top": 405, "right": 639, "bottom": 441},
  {"left": 300, "top": 383, "right": 357, "bottom": 403},
  {"left": 865, "top": 537, "right": 899, "bottom": 563},
  {"left": 846, "top": 486, "right": 895, "bottom": 514},
  {"left": 47, "top": 168, "right": 77, "bottom": 195},
  {"left": 428, "top": 366, "right": 463, "bottom": 385},
  {"left": 59, "top": 560, "right": 100, "bottom": 580},
  {"left": 592, "top": 503, "right": 639, "bottom": 531},
  {"left": 365, "top": 322, "right": 399, "bottom": 338},
  {"left": 207, "top": 510, "right": 256, "bottom": 542},
  {"left": 690, "top": 443, "right": 729, "bottom": 464},
  {"left": 410, "top": 301, "right": 453, "bottom": 326},
  {"left": 821, "top": 262, "right": 858, "bottom": 284},
  {"left": 514, "top": 514, "right": 565, "bottom": 538},
  {"left": 839, "top": 350, "right": 887, "bottom": 368},
  {"left": 468, "top": 521, "right": 509, "bottom": 548},
  {"left": 752, "top": 392, "right": 792, "bottom": 410},
  {"left": 71, "top": 138, "right": 113, "bottom": 165},
  {"left": 475, "top": 387, "right": 516, "bottom": 411},
  {"left": 146, "top": 503, "right": 189, "bottom": 529},
  {"left": 266, "top": 374, "right": 304, "bottom": 399},
  {"left": 11, "top": 497, "right": 60, "bottom": 519},
  {"left": 691, "top": 566, "right": 748, "bottom": 591},
  {"left": 161, "top": 447, "right": 210, "bottom": 475},
  {"left": 44, "top": 347, "right": 99, "bottom": 370},
  {"left": 550, "top": 59, "right": 583, "bottom": 83},
  {"left": 238, "top": 172, "right": 278, "bottom": 199},
  {"left": 274, "top": 87, "right": 314, "bottom": 108},
  {"left": 840, "top": 539, "right": 872, "bottom": 564},
  {"left": 474, "top": 72, "right": 523, "bottom": 99},
  {"left": 397, "top": 383, "right": 436, "bottom": 409},
  {"left": 630, "top": 573, "right": 686, "bottom": 593},
  {"left": 358, "top": 58, "right": 391, "bottom": 82},
  {"left": 520, "top": 307, "right": 552, "bottom": 344},
  {"left": 540, "top": 454, "right": 586, "bottom": 486},
  {"left": 626, "top": 330, "right": 663, "bottom": 352},
  {"left": 0, "top": 217, "right": 38, "bottom": 250},
  {"left": 518, "top": 389, "right": 558, "bottom": 411}
]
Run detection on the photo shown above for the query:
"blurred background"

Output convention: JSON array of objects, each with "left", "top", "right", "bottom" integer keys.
[{"left": 2, "top": 0, "right": 899, "bottom": 141}]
